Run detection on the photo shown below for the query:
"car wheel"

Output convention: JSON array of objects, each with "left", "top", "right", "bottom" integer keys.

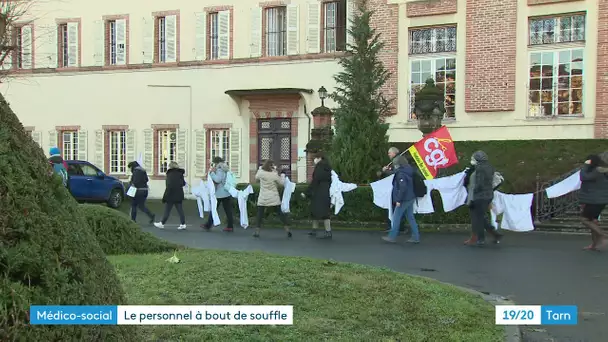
[{"left": 107, "top": 189, "right": 123, "bottom": 209}]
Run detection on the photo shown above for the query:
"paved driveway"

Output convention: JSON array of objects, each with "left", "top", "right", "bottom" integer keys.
[{"left": 136, "top": 213, "right": 607, "bottom": 342}]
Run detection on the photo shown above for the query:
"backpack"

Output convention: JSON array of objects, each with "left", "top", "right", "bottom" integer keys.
[
  {"left": 492, "top": 171, "right": 504, "bottom": 190},
  {"left": 52, "top": 162, "right": 69, "bottom": 187},
  {"left": 223, "top": 170, "right": 237, "bottom": 191},
  {"left": 412, "top": 171, "right": 427, "bottom": 198}
]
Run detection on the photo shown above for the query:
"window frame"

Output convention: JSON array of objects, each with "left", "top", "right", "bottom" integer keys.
[
  {"left": 108, "top": 130, "right": 127, "bottom": 175},
  {"left": 528, "top": 13, "right": 585, "bottom": 46},
  {"left": 265, "top": 6, "right": 287, "bottom": 57},
  {"left": 61, "top": 130, "right": 79, "bottom": 161},
  {"left": 409, "top": 55, "right": 457, "bottom": 120},
  {"left": 209, "top": 129, "right": 230, "bottom": 163},
  {"left": 527, "top": 47, "right": 584, "bottom": 118},
  {"left": 323, "top": 0, "right": 346, "bottom": 53},
  {"left": 408, "top": 25, "right": 457, "bottom": 56},
  {"left": 157, "top": 16, "right": 167, "bottom": 63},
  {"left": 208, "top": 12, "right": 220, "bottom": 60},
  {"left": 59, "top": 23, "right": 69, "bottom": 67},
  {"left": 108, "top": 20, "right": 117, "bottom": 65},
  {"left": 156, "top": 129, "right": 177, "bottom": 175}
]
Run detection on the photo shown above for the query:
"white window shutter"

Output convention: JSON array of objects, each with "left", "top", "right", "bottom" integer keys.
[
  {"left": 67, "top": 22, "right": 79, "bottom": 67},
  {"left": 93, "top": 20, "right": 104, "bottom": 66},
  {"left": 346, "top": 0, "right": 356, "bottom": 48},
  {"left": 32, "top": 131, "right": 42, "bottom": 148},
  {"left": 165, "top": 15, "right": 177, "bottom": 62},
  {"left": 306, "top": 2, "right": 321, "bottom": 53},
  {"left": 143, "top": 129, "right": 154, "bottom": 172},
  {"left": 142, "top": 17, "right": 154, "bottom": 64},
  {"left": 287, "top": 5, "right": 300, "bottom": 55},
  {"left": 48, "top": 130, "right": 57, "bottom": 151},
  {"left": 126, "top": 129, "right": 136, "bottom": 171},
  {"left": 193, "top": 129, "right": 206, "bottom": 177},
  {"left": 194, "top": 12, "right": 207, "bottom": 61},
  {"left": 177, "top": 129, "right": 187, "bottom": 172},
  {"left": 229, "top": 128, "right": 241, "bottom": 178},
  {"left": 21, "top": 26, "right": 32, "bottom": 69},
  {"left": 94, "top": 130, "right": 104, "bottom": 171},
  {"left": 218, "top": 10, "right": 230, "bottom": 59},
  {"left": 116, "top": 19, "right": 127, "bottom": 65},
  {"left": 77, "top": 129, "right": 87, "bottom": 161},
  {"left": 250, "top": 7, "right": 262, "bottom": 57}
]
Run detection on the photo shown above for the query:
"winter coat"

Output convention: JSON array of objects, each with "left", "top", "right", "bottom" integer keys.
[
  {"left": 162, "top": 167, "right": 186, "bottom": 204},
  {"left": 391, "top": 165, "right": 415, "bottom": 204},
  {"left": 468, "top": 164, "right": 494, "bottom": 203},
  {"left": 130, "top": 166, "right": 149, "bottom": 189},
  {"left": 255, "top": 168, "right": 284, "bottom": 207},
  {"left": 209, "top": 162, "right": 231, "bottom": 199},
  {"left": 48, "top": 155, "right": 70, "bottom": 187},
  {"left": 306, "top": 159, "right": 332, "bottom": 220},
  {"left": 579, "top": 165, "right": 608, "bottom": 205}
]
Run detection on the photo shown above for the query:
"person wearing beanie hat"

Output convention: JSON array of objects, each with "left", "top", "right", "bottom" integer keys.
[
  {"left": 579, "top": 152, "right": 608, "bottom": 250},
  {"left": 48, "top": 146, "right": 69, "bottom": 187},
  {"left": 464, "top": 150, "right": 502, "bottom": 246},
  {"left": 383, "top": 155, "right": 421, "bottom": 244}
]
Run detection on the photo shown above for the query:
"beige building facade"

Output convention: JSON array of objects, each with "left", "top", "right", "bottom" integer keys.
[{"left": 0, "top": 0, "right": 604, "bottom": 197}]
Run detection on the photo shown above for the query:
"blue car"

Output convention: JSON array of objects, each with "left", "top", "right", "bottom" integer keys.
[{"left": 65, "top": 160, "right": 125, "bottom": 208}]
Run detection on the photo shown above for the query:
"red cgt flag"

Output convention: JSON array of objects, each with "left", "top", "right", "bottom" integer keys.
[{"left": 406, "top": 126, "right": 458, "bottom": 180}]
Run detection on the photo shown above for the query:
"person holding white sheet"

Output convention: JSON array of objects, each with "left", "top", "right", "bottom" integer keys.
[
  {"left": 201, "top": 157, "right": 235, "bottom": 232},
  {"left": 252, "top": 160, "right": 292, "bottom": 238},
  {"left": 579, "top": 153, "right": 608, "bottom": 250},
  {"left": 465, "top": 151, "right": 502, "bottom": 246},
  {"left": 382, "top": 156, "right": 420, "bottom": 244},
  {"left": 302, "top": 152, "right": 333, "bottom": 239}
]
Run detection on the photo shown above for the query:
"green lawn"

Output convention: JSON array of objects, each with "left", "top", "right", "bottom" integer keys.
[{"left": 109, "top": 249, "right": 503, "bottom": 341}]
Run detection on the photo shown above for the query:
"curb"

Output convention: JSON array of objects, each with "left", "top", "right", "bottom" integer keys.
[{"left": 449, "top": 286, "right": 521, "bottom": 342}]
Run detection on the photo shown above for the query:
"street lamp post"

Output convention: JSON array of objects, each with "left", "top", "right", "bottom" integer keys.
[
  {"left": 305, "top": 86, "right": 334, "bottom": 181},
  {"left": 414, "top": 78, "right": 445, "bottom": 136}
]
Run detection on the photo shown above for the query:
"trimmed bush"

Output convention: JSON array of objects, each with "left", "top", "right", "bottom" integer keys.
[
  {"left": 80, "top": 204, "right": 180, "bottom": 255},
  {"left": 0, "top": 95, "right": 137, "bottom": 340}
]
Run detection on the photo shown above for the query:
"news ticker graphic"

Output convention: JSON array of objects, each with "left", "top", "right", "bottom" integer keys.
[
  {"left": 30, "top": 305, "right": 293, "bottom": 325},
  {"left": 495, "top": 305, "right": 577, "bottom": 325}
]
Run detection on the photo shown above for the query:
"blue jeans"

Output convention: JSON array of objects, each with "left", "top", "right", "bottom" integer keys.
[{"left": 389, "top": 199, "right": 419, "bottom": 241}]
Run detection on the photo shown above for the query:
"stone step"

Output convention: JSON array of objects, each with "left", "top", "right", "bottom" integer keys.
[{"left": 535, "top": 222, "right": 608, "bottom": 232}]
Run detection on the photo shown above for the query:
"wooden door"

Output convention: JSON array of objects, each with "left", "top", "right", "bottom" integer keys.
[{"left": 257, "top": 118, "right": 292, "bottom": 178}]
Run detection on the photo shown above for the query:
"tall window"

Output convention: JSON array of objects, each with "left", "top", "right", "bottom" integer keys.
[
  {"left": 529, "top": 14, "right": 585, "bottom": 45},
  {"left": 109, "top": 20, "right": 117, "bottom": 65},
  {"left": 408, "top": 25, "right": 457, "bottom": 119},
  {"left": 62, "top": 131, "right": 79, "bottom": 160},
  {"left": 266, "top": 7, "right": 287, "bottom": 57},
  {"left": 158, "top": 130, "right": 177, "bottom": 174},
  {"left": 158, "top": 17, "right": 167, "bottom": 63},
  {"left": 210, "top": 130, "right": 230, "bottom": 161},
  {"left": 209, "top": 13, "right": 219, "bottom": 59},
  {"left": 60, "top": 24, "right": 69, "bottom": 67},
  {"left": 323, "top": 0, "right": 346, "bottom": 52},
  {"left": 14, "top": 28, "right": 22, "bottom": 68},
  {"left": 527, "top": 14, "right": 585, "bottom": 117},
  {"left": 109, "top": 130, "right": 127, "bottom": 174},
  {"left": 528, "top": 49, "right": 583, "bottom": 117}
]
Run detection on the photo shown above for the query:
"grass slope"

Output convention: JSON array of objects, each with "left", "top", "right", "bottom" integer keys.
[
  {"left": 80, "top": 204, "right": 180, "bottom": 255},
  {"left": 109, "top": 249, "right": 503, "bottom": 341}
]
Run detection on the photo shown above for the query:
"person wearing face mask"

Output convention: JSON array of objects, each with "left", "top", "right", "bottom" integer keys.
[
  {"left": 464, "top": 151, "right": 502, "bottom": 246},
  {"left": 301, "top": 152, "right": 333, "bottom": 239},
  {"left": 382, "top": 155, "right": 420, "bottom": 244},
  {"left": 579, "top": 152, "right": 608, "bottom": 250}
]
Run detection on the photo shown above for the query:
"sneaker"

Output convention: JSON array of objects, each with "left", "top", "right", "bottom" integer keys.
[
  {"left": 476, "top": 240, "right": 486, "bottom": 247},
  {"left": 200, "top": 224, "right": 211, "bottom": 231},
  {"left": 154, "top": 222, "right": 164, "bottom": 229},
  {"left": 287, "top": 232, "right": 292, "bottom": 238},
  {"left": 308, "top": 230, "right": 317, "bottom": 236},
  {"left": 382, "top": 236, "right": 396, "bottom": 243},
  {"left": 407, "top": 238, "right": 420, "bottom": 244},
  {"left": 223, "top": 227, "right": 233, "bottom": 232},
  {"left": 178, "top": 224, "right": 187, "bottom": 230},
  {"left": 253, "top": 232, "right": 260, "bottom": 238},
  {"left": 318, "top": 231, "right": 332, "bottom": 239}
]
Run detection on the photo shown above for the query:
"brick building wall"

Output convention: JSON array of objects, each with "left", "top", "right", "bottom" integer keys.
[
  {"left": 465, "top": 0, "right": 517, "bottom": 112},
  {"left": 406, "top": 0, "right": 457, "bottom": 17}
]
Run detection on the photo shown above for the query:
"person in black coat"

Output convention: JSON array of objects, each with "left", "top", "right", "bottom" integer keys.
[
  {"left": 302, "top": 152, "right": 333, "bottom": 239},
  {"left": 154, "top": 161, "right": 187, "bottom": 230},
  {"left": 127, "top": 161, "right": 155, "bottom": 224}
]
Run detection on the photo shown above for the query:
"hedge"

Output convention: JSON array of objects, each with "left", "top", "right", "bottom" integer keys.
[
  {"left": 0, "top": 94, "right": 138, "bottom": 341},
  {"left": 80, "top": 204, "right": 180, "bottom": 255}
]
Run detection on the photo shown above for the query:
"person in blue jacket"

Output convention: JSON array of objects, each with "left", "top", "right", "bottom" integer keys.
[{"left": 382, "top": 155, "right": 420, "bottom": 244}]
